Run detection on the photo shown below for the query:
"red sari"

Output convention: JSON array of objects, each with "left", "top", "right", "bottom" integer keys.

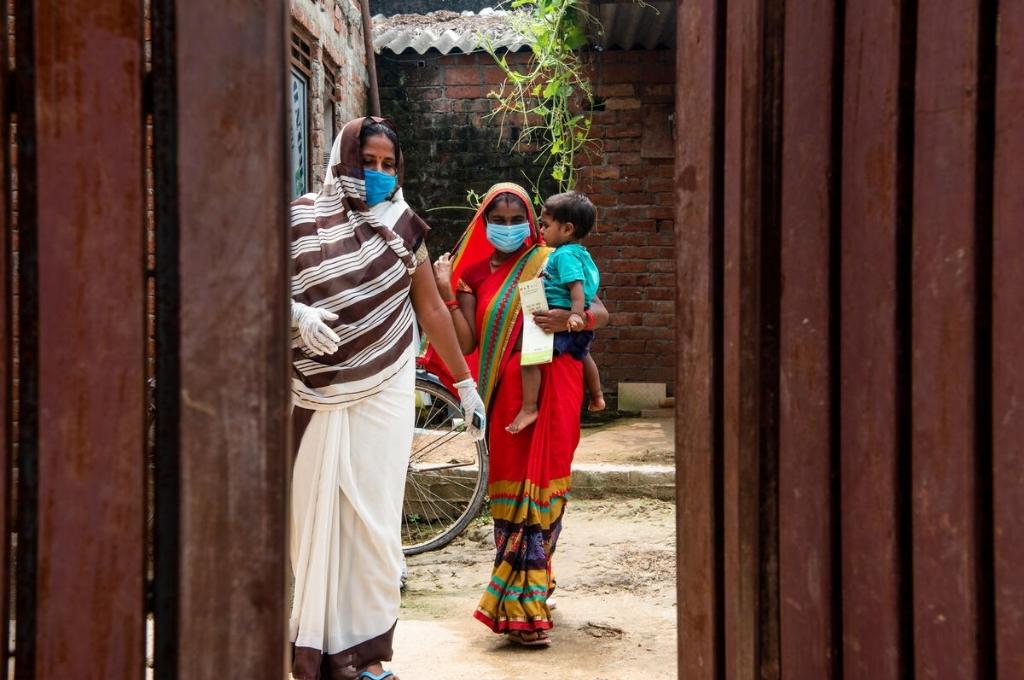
[{"left": 422, "top": 183, "right": 583, "bottom": 633}]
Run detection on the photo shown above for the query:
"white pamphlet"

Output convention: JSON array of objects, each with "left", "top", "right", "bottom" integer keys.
[{"left": 518, "top": 278, "right": 553, "bottom": 366}]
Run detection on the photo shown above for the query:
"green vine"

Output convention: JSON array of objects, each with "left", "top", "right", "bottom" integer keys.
[{"left": 483, "top": 0, "right": 598, "bottom": 202}]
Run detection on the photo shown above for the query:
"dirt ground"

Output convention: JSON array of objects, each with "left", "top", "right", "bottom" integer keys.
[
  {"left": 393, "top": 497, "right": 677, "bottom": 679},
  {"left": 576, "top": 417, "right": 674, "bottom": 466}
]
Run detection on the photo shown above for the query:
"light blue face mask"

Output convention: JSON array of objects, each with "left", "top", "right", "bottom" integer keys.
[
  {"left": 364, "top": 169, "right": 397, "bottom": 206},
  {"left": 486, "top": 222, "right": 531, "bottom": 253}
]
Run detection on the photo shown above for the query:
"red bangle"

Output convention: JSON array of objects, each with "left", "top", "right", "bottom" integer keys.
[
  {"left": 444, "top": 299, "right": 460, "bottom": 310},
  {"left": 584, "top": 310, "right": 595, "bottom": 330}
]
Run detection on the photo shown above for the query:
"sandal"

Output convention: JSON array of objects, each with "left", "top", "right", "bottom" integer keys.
[
  {"left": 507, "top": 630, "right": 551, "bottom": 647},
  {"left": 357, "top": 672, "right": 396, "bottom": 680}
]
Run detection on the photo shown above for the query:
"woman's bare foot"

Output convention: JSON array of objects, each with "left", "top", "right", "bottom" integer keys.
[
  {"left": 588, "top": 394, "right": 606, "bottom": 412},
  {"left": 506, "top": 406, "right": 538, "bottom": 434}
]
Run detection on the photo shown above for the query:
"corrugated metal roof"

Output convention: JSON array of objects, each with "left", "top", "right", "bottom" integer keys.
[
  {"left": 373, "top": 9, "right": 531, "bottom": 56},
  {"left": 373, "top": 2, "right": 675, "bottom": 55},
  {"left": 593, "top": 1, "right": 675, "bottom": 51}
]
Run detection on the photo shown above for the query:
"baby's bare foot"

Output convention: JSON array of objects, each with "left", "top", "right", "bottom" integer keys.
[
  {"left": 506, "top": 407, "right": 539, "bottom": 434},
  {"left": 588, "top": 395, "right": 606, "bottom": 412}
]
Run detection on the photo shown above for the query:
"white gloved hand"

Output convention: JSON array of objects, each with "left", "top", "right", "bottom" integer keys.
[
  {"left": 291, "top": 301, "right": 341, "bottom": 356},
  {"left": 453, "top": 377, "right": 487, "bottom": 442}
]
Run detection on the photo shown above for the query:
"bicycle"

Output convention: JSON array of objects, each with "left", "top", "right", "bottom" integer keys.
[{"left": 402, "top": 368, "right": 489, "bottom": 555}]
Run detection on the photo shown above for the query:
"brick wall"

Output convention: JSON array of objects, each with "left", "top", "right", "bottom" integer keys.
[
  {"left": 291, "top": 0, "right": 368, "bottom": 190},
  {"left": 377, "top": 48, "right": 676, "bottom": 395}
]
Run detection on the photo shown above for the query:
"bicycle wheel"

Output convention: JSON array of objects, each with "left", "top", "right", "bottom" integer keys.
[{"left": 403, "top": 378, "right": 489, "bottom": 555}]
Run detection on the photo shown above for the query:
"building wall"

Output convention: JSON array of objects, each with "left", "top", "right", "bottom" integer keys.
[
  {"left": 377, "top": 48, "right": 676, "bottom": 394},
  {"left": 291, "top": 0, "right": 369, "bottom": 190}
]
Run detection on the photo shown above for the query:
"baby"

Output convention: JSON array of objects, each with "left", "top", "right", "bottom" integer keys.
[{"left": 507, "top": 191, "right": 604, "bottom": 434}]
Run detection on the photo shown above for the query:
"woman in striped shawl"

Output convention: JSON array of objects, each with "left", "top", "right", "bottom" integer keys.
[{"left": 288, "top": 117, "right": 483, "bottom": 680}]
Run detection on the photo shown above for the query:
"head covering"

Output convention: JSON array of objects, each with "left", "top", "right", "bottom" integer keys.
[
  {"left": 290, "top": 117, "right": 429, "bottom": 410},
  {"left": 447, "top": 182, "right": 541, "bottom": 283}
]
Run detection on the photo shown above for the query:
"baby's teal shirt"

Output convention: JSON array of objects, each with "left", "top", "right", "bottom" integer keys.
[{"left": 543, "top": 243, "right": 600, "bottom": 310}]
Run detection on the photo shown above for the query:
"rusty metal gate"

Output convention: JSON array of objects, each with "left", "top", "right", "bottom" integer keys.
[
  {"left": 674, "top": 0, "right": 1021, "bottom": 678},
  {"left": 0, "top": 1, "right": 292, "bottom": 678}
]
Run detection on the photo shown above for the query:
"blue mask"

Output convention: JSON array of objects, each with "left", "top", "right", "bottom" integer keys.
[
  {"left": 486, "top": 222, "right": 531, "bottom": 253},
  {"left": 364, "top": 169, "right": 397, "bottom": 206}
]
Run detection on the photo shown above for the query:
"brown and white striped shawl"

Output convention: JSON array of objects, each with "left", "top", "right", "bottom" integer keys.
[{"left": 291, "top": 117, "right": 428, "bottom": 410}]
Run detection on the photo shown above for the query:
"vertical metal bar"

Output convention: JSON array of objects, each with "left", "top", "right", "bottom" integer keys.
[
  {"left": 169, "top": 1, "right": 290, "bottom": 677},
  {"left": 29, "top": 0, "right": 146, "bottom": 677},
  {"left": 13, "top": 0, "right": 39, "bottom": 674},
  {"left": 0, "top": 2, "right": 10, "bottom": 678},
  {"left": 150, "top": 0, "right": 179, "bottom": 675},
  {"left": 911, "top": 0, "right": 981, "bottom": 677},
  {"left": 992, "top": 0, "right": 1024, "bottom": 675},
  {"left": 838, "top": 0, "right": 908, "bottom": 675},
  {"left": 777, "top": 0, "right": 838, "bottom": 674},
  {"left": 675, "top": 0, "right": 723, "bottom": 676},
  {"left": 722, "top": 0, "right": 784, "bottom": 675}
]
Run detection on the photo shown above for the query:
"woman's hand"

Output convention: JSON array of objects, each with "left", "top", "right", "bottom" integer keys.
[
  {"left": 532, "top": 308, "right": 574, "bottom": 334},
  {"left": 432, "top": 251, "right": 455, "bottom": 301}
]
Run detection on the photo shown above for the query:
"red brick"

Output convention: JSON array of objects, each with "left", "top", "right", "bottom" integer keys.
[
  {"left": 446, "top": 84, "right": 484, "bottom": 98},
  {"left": 614, "top": 110, "right": 638, "bottom": 124},
  {"left": 481, "top": 64, "right": 507, "bottom": 84},
  {"left": 610, "top": 312, "right": 643, "bottom": 326},
  {"left": 429, "top": 100, "right": 453, "bottom": 113},
  {"left": 602, "top": 62, "right": 644, "bottom": 83},
  {"left": 644, "top": 339, "right": 674, "bottom": 355},
  {"left": 600, "top": 231, "right": 646, "bottom": 247},
  {"left": 608, "top": 152, "right": 643, "bottom": 166},
  {"left": 605, "top": 126, "right": 640, "bottom": 139},
  {"left": 646, "top": 259, "right": 676, "bottom": 273},
  {"left": 596, "top": 83, "right": 636, "bottom": 98},
  {"left": 589, "top": 192, "right": 618, "bottom": 207},
  {"left": 641, "top": 84, "right": 675, "bottom": 98},
  {"left": 616, "top": 138, "right": 642, "bottom": 152},
  {"left": 606, "top": 339, "right": 645, "bottom": 354},
  {"left": 445, "top": 65, "right": 480, "bottom": 85},
  {"left": 642, "top": 313, "right": 673, "bottom": 327},
  {"left": 647, "top": 177, "right": 674, "bottom": 192},
  {"left": 646, "top": 287, "right": 675, "bottom": 300},
  {"left": 610, "top": 177, "right": 644, "bottom": 193},
  {"left": 643, "top": 62, "right": 675, "bottom": 84},
  {"left": 589, "top": 165, "right": 621, "bottom": 180},
  {"left": 591, "top": 110, "right": 619, "bottom": 125},
  {"left": 619, "top": 192, "right": 649, "bottom": 205},
  {"left": 605, "top": 259, "right": 648, "bottom": 274},
  {"left": 602, "top": 272, "right": 653, "bottom": 287},
  {"left": 654, "top": 191, "right": 675, "bottom": 205},
  {"left": 606, "top": 97, "right": 642, "bottom": 110}
]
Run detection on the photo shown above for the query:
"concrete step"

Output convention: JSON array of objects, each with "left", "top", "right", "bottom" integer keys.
[{"left": 570, "top": 462, "right": 675, "bottom": 501}]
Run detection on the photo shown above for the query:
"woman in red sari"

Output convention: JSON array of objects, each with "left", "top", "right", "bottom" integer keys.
[{"left": 427, "top": 183, "right": 609, "bottom": 646}]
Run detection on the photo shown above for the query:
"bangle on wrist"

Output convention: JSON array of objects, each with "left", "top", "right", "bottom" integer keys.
[
  {"left": 444, "top": 299, "right": 460, "bottom": 310},
  {"left": 584, "top": 310, "right": 595, "bottom": 330}
]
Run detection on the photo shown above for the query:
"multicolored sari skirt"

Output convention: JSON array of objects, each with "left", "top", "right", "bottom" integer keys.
[{"left": 474, "top": 353, "right": 583, "bottom": 632}]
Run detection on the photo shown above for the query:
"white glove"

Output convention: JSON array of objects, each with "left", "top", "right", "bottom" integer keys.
[
  {"left": 291, "top": 301, "right": 341, "bottom": 356},
  {"left": 454, "top": 377, "right": 487, "bottom": 442}
]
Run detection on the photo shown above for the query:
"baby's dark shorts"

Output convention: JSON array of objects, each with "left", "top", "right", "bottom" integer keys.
[{"left": 552, "top": 330, "right": 595, "bottom": 360}]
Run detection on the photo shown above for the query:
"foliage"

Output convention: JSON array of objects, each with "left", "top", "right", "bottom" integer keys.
[{"left": 482, "top": 0, "right": 599, "bottom": 203}]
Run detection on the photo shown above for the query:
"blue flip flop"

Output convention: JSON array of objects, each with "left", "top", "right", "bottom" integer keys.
[{"left": 357, "top": 672, "right": 394, "bottom": 680}]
